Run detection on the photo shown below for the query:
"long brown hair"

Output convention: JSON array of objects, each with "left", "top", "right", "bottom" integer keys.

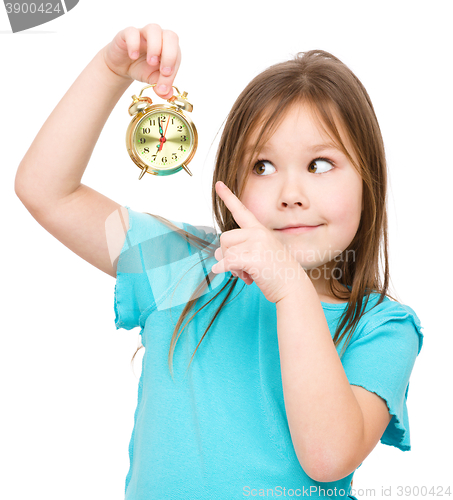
[{"left": 131, "top": 49, "right": 398, "bottom": 378}]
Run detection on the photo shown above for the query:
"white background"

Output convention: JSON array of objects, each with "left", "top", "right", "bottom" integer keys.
[{"left": 1, "top": 1, "right": 451, "bottom": 499}]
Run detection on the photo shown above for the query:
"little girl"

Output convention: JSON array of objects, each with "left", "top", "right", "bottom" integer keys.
[{"left": 15, "top": 24, "right": 423, "bottom": 500}]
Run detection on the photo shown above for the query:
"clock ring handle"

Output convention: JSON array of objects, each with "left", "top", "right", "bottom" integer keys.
[
  {"left": 137, "top": 84, "right": 193, "bottom": 113},
  {"left": 138, "top": 83, "right": 181, "bottom": 98}
]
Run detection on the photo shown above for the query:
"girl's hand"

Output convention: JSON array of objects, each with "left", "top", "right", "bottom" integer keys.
[
  {"left": 102, "top": 24, "right": 181, "bottom": 100},
  {"left": 211, "top": 182, "right": 307, "bottom": 304}
]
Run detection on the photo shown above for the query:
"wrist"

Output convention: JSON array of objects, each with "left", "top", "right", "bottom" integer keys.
[
  {"left": 275, "top": 264, "right": 312, "bottom": 305},
  {"left": 95, "top": 48, "right": 134, "bottom": 90}
]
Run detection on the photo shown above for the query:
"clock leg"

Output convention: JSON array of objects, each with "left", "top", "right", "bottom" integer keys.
[
  {"left": 138, "top": 166, "right": 149, "bottom": 180},
  {"left": 181, "top": 164, "right": 193, "bottom": 176}
]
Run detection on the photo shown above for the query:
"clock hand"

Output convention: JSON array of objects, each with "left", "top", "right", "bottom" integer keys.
[
  {"left": 158, "top": 136, "right": 166, "bottom": 152},
  {"left": 156, "top": 116, "right": 166, "bottom": 154},
  {"left": 158, "top": 116, "right": 171, "bottom": 152}
]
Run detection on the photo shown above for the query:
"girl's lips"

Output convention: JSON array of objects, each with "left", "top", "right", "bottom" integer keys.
[{"left": 275, "top": 225, "right": 321, "bottom": 234}]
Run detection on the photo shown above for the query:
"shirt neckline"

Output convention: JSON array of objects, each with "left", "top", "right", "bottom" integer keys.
[
  {"left": 320, "top": 300, "right": 349, "bottom": 309},
  {"left": 319, "top": 284, "right": 352, "bottom": 308}
]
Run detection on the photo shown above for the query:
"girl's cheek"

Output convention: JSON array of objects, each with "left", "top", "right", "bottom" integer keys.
[
  {"left": 240, "top": 188, "right": 268, "bottom": 222},
  {"left": 324, "top": 191, "right": 362, "bottom": 239},
  {"left": 327, "top": 177, "right": 362, "bottom": 213}
]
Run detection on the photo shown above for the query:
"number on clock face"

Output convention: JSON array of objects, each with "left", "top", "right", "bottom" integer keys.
[{"left": 135, "top": 111, "right": 192, "bottom": 168}]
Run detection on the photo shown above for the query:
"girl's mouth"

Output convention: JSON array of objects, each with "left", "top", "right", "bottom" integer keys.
[{"left": 275, "top": 225, "right": 322, "bottom": 234}]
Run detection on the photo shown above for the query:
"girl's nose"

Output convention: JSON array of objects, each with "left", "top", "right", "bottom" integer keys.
[
  {"left": 282, "top": 200, "right": 303, "bottom": 207},
  {"left": 279, "top": 184, "right": 309, "bottom": 208}
]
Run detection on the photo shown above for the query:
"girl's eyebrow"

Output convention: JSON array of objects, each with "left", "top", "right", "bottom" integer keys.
[
  {"left": 244, "top": 144, "right": 271, "bottom": 156},
  {"left": 244, "top": 143, "right": 340, "bottom": 156},
  {"left": 310, "top": 143, "right": 339, "bottom": 152}
]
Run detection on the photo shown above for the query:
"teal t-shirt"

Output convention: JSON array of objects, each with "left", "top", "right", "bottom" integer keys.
[{"left": 114, "top": 207, "right": 424, "bottom": 500}]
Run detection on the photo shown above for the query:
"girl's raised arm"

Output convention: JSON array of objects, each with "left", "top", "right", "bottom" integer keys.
[{"left": 14, "top": 24, "right": 181, "bottom": 278}]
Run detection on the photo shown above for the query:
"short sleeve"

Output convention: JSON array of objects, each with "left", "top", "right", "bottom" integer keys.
[
  {"left": 341, "top": 303, "right": 424, "bottom": 451},
  {"left": 114, "top": 206, "right": 225, "bottom": 331}
]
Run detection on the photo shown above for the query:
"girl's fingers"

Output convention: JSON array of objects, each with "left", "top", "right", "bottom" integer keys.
[
  {"left": 214, "top": 247, "right": 223, "bottom": 261},
  {"left": 213, "top": 248, "right": 253, "bottom": 284},
  {"left": 134, "top": 25, "right": 180, "bottom": 99},
  {"left": 113, "top": 24, "right": 181, "bottom": 99},
  {"left": 160, "top": 29, "right": 180, "bottom": 76},
  {"left": 232, "top": 269, "right": 253, "bottom": 285},
  {"left": 122, "top": 26, "right": 142, "bottom": 60},
  {"left": 142, "top": 23, "right": 162, "bottom": 66},
  {"left": 213, "top": 241, "right": 253, "bottom": 285},
  {"left": 155, "top": 29, "right": 180, "bottom": 98}
]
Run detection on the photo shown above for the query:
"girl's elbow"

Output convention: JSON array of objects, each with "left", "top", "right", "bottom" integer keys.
[
  {"left": 305, "top": 465, "right": 355, "bottom": 483},
  {"left": 298, "top": 448, "right": 358, "bottom": 483}
]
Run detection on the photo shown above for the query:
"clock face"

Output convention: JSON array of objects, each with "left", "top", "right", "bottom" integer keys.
[{"left": 133, "top": 110, "right": 193, "bottom": 170}]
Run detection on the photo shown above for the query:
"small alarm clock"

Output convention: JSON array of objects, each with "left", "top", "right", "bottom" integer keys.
[{"left": 126, "top": 84, "right": 198, "bottom": 179}]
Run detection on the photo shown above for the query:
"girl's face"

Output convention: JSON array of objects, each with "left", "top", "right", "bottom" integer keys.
[{"left": 239, "top": 103, "right": 363, "bottom": 295}]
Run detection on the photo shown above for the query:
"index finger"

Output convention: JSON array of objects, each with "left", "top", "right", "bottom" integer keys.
[
  {"left": 215, "top": 181, "right": 262, "bottom": 229},
  {"left": 157, "top": 30, "right": 181, "bottom": 99},
  {"left": 142, "top": 23, "right": 162, "bottom": 66},
  {"left": 139, "top": 24, "right": 180, "bottom": 99}
]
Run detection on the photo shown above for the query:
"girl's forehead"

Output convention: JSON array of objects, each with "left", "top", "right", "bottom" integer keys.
[{"left": 245, "top": 103, "right": 344, "bottom": 153}]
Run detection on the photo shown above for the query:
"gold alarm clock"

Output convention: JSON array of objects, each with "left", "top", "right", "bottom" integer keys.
[{"left": 126, "top": 84, "right": 198, "bottom": 179}]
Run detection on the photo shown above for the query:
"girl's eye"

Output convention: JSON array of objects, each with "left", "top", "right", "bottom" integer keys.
[
  {"left": 308, "top": 158, "right": 334, "bottom": 174},
  {"left": 252, "top": 160, "right": 275, "bottom": 176}
]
